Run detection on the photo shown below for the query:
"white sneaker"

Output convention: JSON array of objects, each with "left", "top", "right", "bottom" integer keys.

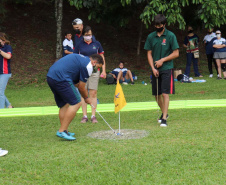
[
  {"left": 122, "top": 82, "right": 128, "bottom": 85},
  {"left": 209, "top": 74, "right": 213, "bottom": 78},
  {"left": 0, "top": 148, "right": 8, "bottom": 157}
]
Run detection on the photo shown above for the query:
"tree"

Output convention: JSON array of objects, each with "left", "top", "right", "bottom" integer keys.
[
  {"left": 55, "top": 0, "right": 63, "bottom": 59},
  {"left": 68, "top": 0, "right": 226, "bottom": 29}
]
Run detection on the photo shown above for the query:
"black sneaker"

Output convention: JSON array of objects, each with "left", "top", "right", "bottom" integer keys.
[
  {"left": 160, "top": 119, "right": 167, "bottom": 127},
  {"left": 217, "top": 77, "right": 222, "bottom": 80},
  {"left": 158, "top": 113, "right": 169, "bottom": 123},
  {"left": 131, "top": 82, "right": 134, "bottom": 85}
]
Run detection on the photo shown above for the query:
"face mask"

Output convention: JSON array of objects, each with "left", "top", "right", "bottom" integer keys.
[
  {"left": 216, "top": 34, "right": 221, "bottom": 38},
  {"left": 156, "top": 27, "right": 164, "bottom": 33},
  {"left": 84, "top": 35, "right": 92, "bottom": 41},
  {"left": 75, "top": 29, "right": 81, "bottom": 34},
  {"left": 188, "top": 30, "right": 193, "bottom": 33}
]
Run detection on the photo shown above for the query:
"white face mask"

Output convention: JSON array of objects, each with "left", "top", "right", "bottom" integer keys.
[
  {"left": 84, "top": 35, "right": 92, "bottom": 41},
  {"left": 216, "top": 34, "right": 221, "bottom": 38}
]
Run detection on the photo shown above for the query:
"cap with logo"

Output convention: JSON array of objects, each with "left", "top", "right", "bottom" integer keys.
[{"left": 72, "top": 18, "right": 83, "bottom": 25}]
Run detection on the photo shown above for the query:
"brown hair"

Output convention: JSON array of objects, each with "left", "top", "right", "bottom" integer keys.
[{"left": 0, "top": 32, "right": 10, "bottom": 45}]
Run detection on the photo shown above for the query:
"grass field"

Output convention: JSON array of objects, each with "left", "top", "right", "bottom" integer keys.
[{"left": 0, "top": 74, "right": 226, "bottom": 184}]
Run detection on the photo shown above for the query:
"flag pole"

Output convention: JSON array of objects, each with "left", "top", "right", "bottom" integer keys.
[{"left": 119, "top": 111, "right": 120, "bottom": 134}]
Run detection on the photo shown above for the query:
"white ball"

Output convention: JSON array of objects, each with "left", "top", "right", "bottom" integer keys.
[{"left": 145, "top": 83, "right": 147, "bottom": 85}]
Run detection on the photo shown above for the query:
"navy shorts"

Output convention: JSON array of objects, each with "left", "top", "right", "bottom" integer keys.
[
  {"left": 47, "top": 77, "right": 81, "bottom": 108},
  {"left": 152, "top": 69, "right": 175, "bottom": 95}
]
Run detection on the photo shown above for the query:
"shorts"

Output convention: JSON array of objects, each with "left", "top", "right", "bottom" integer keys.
[
  {"left": 119, "top": 78, "right": 131, "bottom": 83},
  {"left": 47, "top": 77, "right": 81, "bottom": 108},
  {"left": 86, "top": 71, "right": 100, "bottom": 90},
  {"left": 152, "top": 69, "right": 175, "bottom": 95},
  {"left": 213, "top": 52, "right": 226, "bottom": 59}
]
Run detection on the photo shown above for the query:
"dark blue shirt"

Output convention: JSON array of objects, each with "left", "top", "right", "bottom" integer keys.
[
  {"left": 205, "top": 37, "right": 217, "bottom": 55},
  {"left": 0, "top": 44, "right": 12, "bottom": 74},
  {"left": 74, "top": 34, "right": 96, "bottom": 48},
  {"left": 47, "top": 54, "right": 93, "bottom": 84},
  {"left": 74, "top": 39, "right": 104, "bottom": 57},
  {"left": 111, "top": 68, "right": 128, "bottom": 78}
]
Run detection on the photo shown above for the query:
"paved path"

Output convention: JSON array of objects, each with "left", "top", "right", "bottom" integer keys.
[{"left": 0, "top": 99, "right": 226, "bottom": 117}]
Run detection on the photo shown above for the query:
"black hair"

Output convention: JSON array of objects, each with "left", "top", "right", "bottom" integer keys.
[
  {"left": 90, "top": 54, "right": 104, "bottom": 65},
  {"left": 64, "top": 31, "right": 72, "bottom": 36},
  {"left": 154, "top": 14, "right": 167, "bottom": 26},
  {"left": 82, "top": 25, "right": 92, "bottom": 35},
  {"left": 119, "top": 61, "right": 124, "bottom": 65}
]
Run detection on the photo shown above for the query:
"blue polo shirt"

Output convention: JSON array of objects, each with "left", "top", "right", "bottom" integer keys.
[
  {"left": 74, "top": 34, "right": 96, "bottom": 48},
  {"left": 74, "top": 39, "right": 104, "bottom": 56},
  {"left": 0, "top": 44, "right": 12, "bottom": 74},
  {"left": 47, "top": 54, "right": 93, "bottom": 84}
]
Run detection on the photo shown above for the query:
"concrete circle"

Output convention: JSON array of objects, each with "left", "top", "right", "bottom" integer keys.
[{"left": 87, "top": 129, "right": 149, "bottom": 140}]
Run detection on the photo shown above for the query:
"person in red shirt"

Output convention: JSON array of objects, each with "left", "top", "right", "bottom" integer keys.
[{"left": 0, "top": 32, "right": 13, "bottom": 109}]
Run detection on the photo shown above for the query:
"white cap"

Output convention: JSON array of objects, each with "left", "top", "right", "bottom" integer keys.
[{"left": 72, "top": 18, "right": 83, "bottom": 25}]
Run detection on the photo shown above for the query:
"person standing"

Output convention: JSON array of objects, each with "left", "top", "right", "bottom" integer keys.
[
  {"left": 74, "top": 25, "right": 106, "bottom": 123},
  {"left": 144, "top": 14, "right": 179, "bottom": 127},
  {"left": 72, "top": 18, "right": 96, "bottom": 48},
  {"left": 183, "top": 26, "right": 203, "bottom": 77},
  {"left": 0, "top": 33, "right": 13, "bottom": 109},
  {"left": 203, "top": 28, "right": 218, "bottom": 77},
  {"left": 47, "top": 54, "right": 103, "bottom": 140},
  {"left": 213, "top": 30, "right": 226, "bottom": 79}
]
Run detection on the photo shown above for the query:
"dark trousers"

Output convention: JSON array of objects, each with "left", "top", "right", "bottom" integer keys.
[
  {"left": 207, "top": 54, "right": 218, "bottom": 75},
  {"left": 185, "top": 53, "right": 201, "bottom": 77}
]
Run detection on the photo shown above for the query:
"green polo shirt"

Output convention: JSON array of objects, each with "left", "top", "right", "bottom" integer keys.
[{"left": 144, "top": 29, "right": 179, "bottom": 71}]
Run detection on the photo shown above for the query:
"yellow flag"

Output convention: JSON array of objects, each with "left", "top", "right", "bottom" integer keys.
[{"left": 114, "top": 81, "right": 127, "bottom": 113}]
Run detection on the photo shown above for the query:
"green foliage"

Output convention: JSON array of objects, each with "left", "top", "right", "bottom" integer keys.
[{"left": 68, "top": 0, "right": 226, "bottom": 29}]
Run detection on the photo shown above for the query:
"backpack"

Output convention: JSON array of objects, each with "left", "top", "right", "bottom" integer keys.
[
  {"left": 106, "top": 74, "right": 116, "bottom": 85},
  {"left": 177, "top": 74, "right": 191, "bottom": 83}
]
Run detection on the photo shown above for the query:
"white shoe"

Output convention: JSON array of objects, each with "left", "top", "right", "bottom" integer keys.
[
  {"left": 209, "top": 74, "right": 213, "bottom": 78},
  {"left": 122, "top": 82, "right": 128, "bottom": 85},
  {"left": 0, "top": 148, "right": 8, "bottom": 157}
]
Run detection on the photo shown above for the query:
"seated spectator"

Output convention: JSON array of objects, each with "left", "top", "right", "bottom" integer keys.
[
  {"left": 109, "top": 61, "right": 134, "bottom": 85},
  {"left": 62, "top": 31, "right": 74, "bottom": 57}
]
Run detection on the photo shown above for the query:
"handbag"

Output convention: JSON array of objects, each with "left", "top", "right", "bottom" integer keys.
[{"left": 193, "top": 51, "right": 199, "bottom": 58}]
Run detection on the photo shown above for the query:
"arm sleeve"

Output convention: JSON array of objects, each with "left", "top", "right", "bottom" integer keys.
[
  {"left": 170, "top": 34, "right": 179, "bottom": 50},
  {"left": 97, "top": 41, "right": 104, "bottom": 54}
]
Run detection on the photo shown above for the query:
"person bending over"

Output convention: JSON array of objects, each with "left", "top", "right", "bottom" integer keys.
[{"left": 47, "top": 54, "right": 103, "bottom": 140}]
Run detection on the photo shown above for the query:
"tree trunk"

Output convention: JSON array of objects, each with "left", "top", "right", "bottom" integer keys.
[
  {"left": 55, "top": 0, "right": 63, "bottom": 59},
  {"left": 136, "top": 22, "right": 143, "bottom": 66},
  {"left": 137, "top": 22, "right": 143, "bottom": 56}
]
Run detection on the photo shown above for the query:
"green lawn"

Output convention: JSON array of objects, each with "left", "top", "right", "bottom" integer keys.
[{"left": 1, "top": 73, "right": 225, "bottom": 184}]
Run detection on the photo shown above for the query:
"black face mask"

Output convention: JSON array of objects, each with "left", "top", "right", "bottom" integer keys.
[
  {"left": 156, "top": 27, "right": 164, "bottom": 33},
  {"left": 75, "top": 29, "right": 81, "bottom": 34},
  {"left": 188, "top": 30, "right": 193, "bottom": 33}
]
